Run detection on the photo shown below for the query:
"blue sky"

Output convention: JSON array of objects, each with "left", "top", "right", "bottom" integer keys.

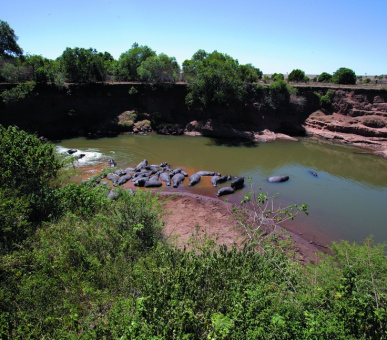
[{"left": 2, "top": 0, "right": 386, "bottom": 75}]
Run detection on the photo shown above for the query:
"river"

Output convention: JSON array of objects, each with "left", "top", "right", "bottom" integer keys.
[{"left": 56, "top": 134, "right": 387, "bottom": 245}]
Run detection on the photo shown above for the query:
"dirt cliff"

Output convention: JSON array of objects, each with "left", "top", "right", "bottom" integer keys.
[{"left": 1, "top": 83, "right": 386, "bottom": 156}]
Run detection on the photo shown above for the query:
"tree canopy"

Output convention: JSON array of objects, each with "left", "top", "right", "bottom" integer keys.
[
  {"left": 116, "top": 43, "right": 156, "bottom": 81},
  {"left": 0, "top": 20, "right": 23, "bottom": 58},
  {"left": 332, "top": 67, "right": 356, "bottom": 85},
  {"left": 318, "top": 72, "right": 332, "bottom": 83},
  {"left": 183, "top": 50, "right": 262, "bottom": 109},
  {"left": 137, "top": 53, "right": 180, "bottom": 83},
  {"left": 59, "top": 47, "right": 108, "bottom": 83},
  {"left": 288, "top": 69, "right": 306, "bottom": 82}
]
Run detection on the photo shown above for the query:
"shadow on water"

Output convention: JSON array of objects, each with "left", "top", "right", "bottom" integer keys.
[{"left": 205, "top": 138, "right": 259, "bottom": 148}]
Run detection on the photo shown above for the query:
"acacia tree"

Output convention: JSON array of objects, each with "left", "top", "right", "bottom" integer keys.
[
  {"left": 288, "top": 69, "right": 306, "bottom": 82},
  {"left": 116, "top": 43, "right": 156, "bottom": 81},
  {"left": 0, "top": 20, "right": 23, "bottom": 58},
  {"left": 137, "top": 53, "right": 180, "bottom": 83},
  {"left": 332, "top": 67, "right": 356, "bottom": 85}
]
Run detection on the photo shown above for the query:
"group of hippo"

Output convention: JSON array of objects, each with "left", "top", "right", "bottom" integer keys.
[
  {"left": 102, "top": 158, "right": 247, "bottom": 197},
  {"left": 100, "top": 158, "right": 308, "bottom": 200}
]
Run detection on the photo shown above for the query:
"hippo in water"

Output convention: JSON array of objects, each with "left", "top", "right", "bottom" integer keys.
[
  {"left": 67, "top": 149, "right": 77, "bottom": 155},
  {"left": 231, "top": 177, "right": 244, "bottom": 189},
  {"left": 211, "top": 175, "right": 232, "bottom": 187},
  {"left": 308, "top": 170, "right": 318, "bottom": 177},
  {"left": 172, "top": 173, "right": 185, "bottom": 188},
  {"left": 189, "top": 173, "right": 201, "bottom": 186},
  {"left": 109, "top": 159, "right": 117, "bottom": 167},
  {"left": 268, "top": 175, "right": 289, "bottom": 183},
  {"left": 216, "top": 187, "right": 235, "bottom": 197}
]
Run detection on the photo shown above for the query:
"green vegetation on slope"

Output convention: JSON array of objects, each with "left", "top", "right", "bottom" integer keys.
[{"left": 0, "top": 125, "right": 386, "bottom": 339}]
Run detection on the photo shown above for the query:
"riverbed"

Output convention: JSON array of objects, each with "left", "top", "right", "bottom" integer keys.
[{"left": 56, "top": 134, "right": 387, "bottom": 245}]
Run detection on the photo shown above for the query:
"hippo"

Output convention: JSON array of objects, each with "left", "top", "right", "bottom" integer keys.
[
  {"left": 309, "top": 170, "right": 318, "bottom": 177},
  {"left": 160, "top": 172, "right": 171, "bottom": 186},
  {"left": 109, "top": 159, "right": 117, "bottom": 167},
  {"left": 172, "top": 173, "right": 185, "bottom": 188},
  {"left": 67, "top": 149, "right": 77, "bottom": 154},
  {"left": 146, "top": 165, "right": 159, "bottom": 174},
  {"left": 159, "top": 162, "right": 168, "bottom": 168},
  {"left": 135, "top": 159, "right": 148, "bottom": 172},
  {"left": 77, "top": 153, "right": 85, "bottom": 159},
  {"left": 134, "top": 177, "right": 150, "bottom": 187},
  {"left": 144, "top": 180, "right": 162, "bottom": 188},
  {"left": 189, "top": 173, "right": 201, "bottom": 186},
  {"left": 132, "top": 170, "right": 150, "bottom": 179},
  {"left": 195, "top": 171, "right": 221, "bottom": 176},
  {"left": 115, "top": 169, "right": 127, "bottom": 176},
  {"left": 116, "top": 174, "right": 132, "bottom": 186},
  {"left": 124, "top": 167, "right": 136, "bottom": 173},
  {"left": 231, "top": 177, "right": 244, "bottom": 189},
  {"left": 107, "top": 189, "right": 122, "bottom": 200},
  {"left": 268, "top": 175, "right": 289, "bottom": 183},
  {"left": 107, "top": 173, "right": 120, "bottom": 183},
  {"left": 211, "top": 175, "right": 232, "bottom": 187},
  {"left": 216, "top": 187, "right": 235, "bottom": 197}
]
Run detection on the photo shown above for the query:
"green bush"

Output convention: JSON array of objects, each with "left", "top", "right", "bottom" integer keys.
[
  {"left": 318, "top": 72, "right": 332, "bottom": 83},
  {"left": 332, "top": 67, "right": 356, "bottom": 85},
  {"left": 288, "top": 69, "right": 306, "bottom": 82},
  {"left": 0, "top": 81, "right": 36, "bottom": 104}
]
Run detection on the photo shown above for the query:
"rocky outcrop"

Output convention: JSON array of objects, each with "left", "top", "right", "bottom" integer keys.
[{"left": 303, "top": 89, "right": 387, "bottom": 157}]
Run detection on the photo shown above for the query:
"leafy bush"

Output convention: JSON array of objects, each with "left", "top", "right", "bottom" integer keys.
[
  {"left": 364, "top": 77, "right": 371, "bottom": 84},
  {"left": 288, "top": 69, "right": 306, "bottom": 82},
  {"left": 137, "top": 53, "right": 180, "bottom": 83},
  {"left": 269, "top": 80, "right": 296, "bottom": 108},
  {"left": 318, "top": 72, "right": 332, "bottom": 83},
  {"left": 0, "top": 81, "right": 36, "bottom": 104},
  {"left": 332, "top": 67, "right": 356, "bottom": 85}
]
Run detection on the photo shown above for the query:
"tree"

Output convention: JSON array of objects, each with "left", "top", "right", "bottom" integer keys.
[
  {"left": 137, "top": 53, "right": 180, "bottom": 83},
  {"left": 271, "top": 73, "right": 284, "bottom": 81},
  {"left": 288, "top": 69, "right": 306, "bottom": 82},
  {"left": 59, "top": 47, "right": 107, "bottom": 83},
  {"left": 332, "top": 67, "right": 356, "bottom": 85},
  {"left": 116, "top": 43, "right": 156, "bottom": 81},
  {"left": 239, "top": 63, "right": 262, "bottom": 82},
  {"left": 0, "top": 20, "right": 23, "bottom": 58},
  {"left": 318, "top": 72, "right": 332, "bottom": 83},
  {"left": 183, "top": 50, "right": 245, "bottom": 108}
]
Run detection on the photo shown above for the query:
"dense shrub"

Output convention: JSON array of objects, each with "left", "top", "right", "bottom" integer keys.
[
  {"left": 332, "top": 67, "right": 356, "bottom": 85},
  {"left": 0, "top": 81, "right": 36, "bottom": 104}
]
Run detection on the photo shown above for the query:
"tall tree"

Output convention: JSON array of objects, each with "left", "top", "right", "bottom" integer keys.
[
  {"left": 116, "top": 43, "right": 156, "bottom": 81},
  {"left": 0, "top": 20, "right": 23, "bottom": 58},
  {"left": 137, "top": 53, "right": 180, "bottom": 83},
  {"left": 332, "top": 67, "right": 356, "bottom": 85},
  {"left": 59, "top": 47, "right": 107, "bottom": 83}
]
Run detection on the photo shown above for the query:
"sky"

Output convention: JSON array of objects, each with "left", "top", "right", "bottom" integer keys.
[{"left": 2, "top": 0, "right": 386, "bottom": 75}]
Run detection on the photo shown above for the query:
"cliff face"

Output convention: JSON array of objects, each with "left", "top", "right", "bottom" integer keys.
[
  {"left": 303, "top": 88, "right": 387, "bottom": 156},
  {"left": 1, "top": 83, "right": 386, "bottom": 155}
]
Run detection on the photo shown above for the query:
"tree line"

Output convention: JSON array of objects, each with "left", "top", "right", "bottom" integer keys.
[{"left": 1, "top": 19, "right": 371, "bottom": 89}]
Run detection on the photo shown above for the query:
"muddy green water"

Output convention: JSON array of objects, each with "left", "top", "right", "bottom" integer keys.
[{"left": 56, "top": 134, "right": 387, "bottom": 245}]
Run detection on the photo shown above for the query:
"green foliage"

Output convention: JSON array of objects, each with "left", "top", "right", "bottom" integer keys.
[
  {"left": 269, "top": 79, "right": 296, "bottom": 108},
  {"left": 137, "top": 53, "right": 180, "bottom": 83},
  {"left": 128, "top": 86, "right": 138, "bottom": 95},
  {"left": 271, "top": 73, "right": 284, "bottom": 81},
  {"left": 239, "top": 63, "right": 262, "bottom": 82},
  {"left": 0, "top": 81, "right": 36, "bottom": 104},
  {"left": 59, "top": 47, "right": 109, "bottom": 83},
  {"left": 364, "top": 77, "right": 371, "bottom": 84},
  {"left": 116, "top": 43, "right": 156, "bottom": 81},
  {"left": 315, "top": 89, "right": 334, "bottom": 109},
  {"left": 0, "top": 125, "right": 61, "bottom": 250},
  {"left": 183, "top": 50, "right": 248, "bottom": 108},
  {"left": 332, "top": 67, "right": 357, "bottom": 85},
  {"left": 0, "top": 20, "right": 23, "bottom": 58},
  {"left": 288, "top": 69, "right": 306, "bottom": 82},
  {"left": 318, "top": 72, "right": 332, "bottom": 83}
]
